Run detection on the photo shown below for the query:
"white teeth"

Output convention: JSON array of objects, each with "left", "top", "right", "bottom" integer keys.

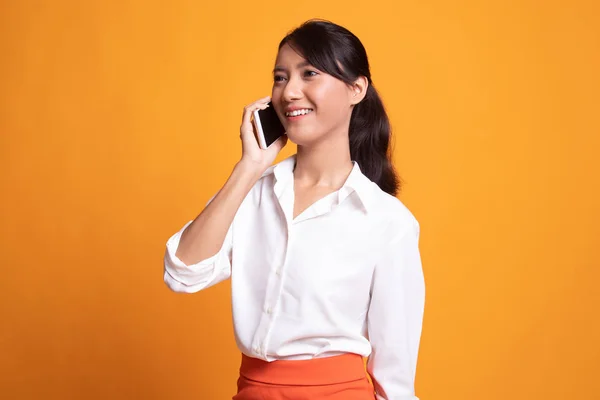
[{"left": 286, "top": 109, "right": 313, "bottom": 117}]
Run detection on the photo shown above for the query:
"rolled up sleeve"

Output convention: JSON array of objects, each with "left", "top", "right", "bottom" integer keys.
[
  {"left": 163, "top": 194, "right": 234, "bottom": 293},
  {"left": 367, "top": 220, "right": 425, "bottom": 400}
]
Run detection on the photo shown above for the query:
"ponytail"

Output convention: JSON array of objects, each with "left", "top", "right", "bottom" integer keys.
[{"left": 349, "top": 84, "right": 400, "bottom": 196}]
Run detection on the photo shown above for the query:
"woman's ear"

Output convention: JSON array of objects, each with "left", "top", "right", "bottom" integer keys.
[{"left": 350, "top": 76, "right": 369, "bottom": 105}]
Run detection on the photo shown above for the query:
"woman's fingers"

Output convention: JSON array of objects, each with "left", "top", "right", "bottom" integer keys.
[
  {"left": 241, "top": 96, "right": 271, "bottom": 124},
  {"left": 238, "top": 96, "right": 287, "bottom": 167}
]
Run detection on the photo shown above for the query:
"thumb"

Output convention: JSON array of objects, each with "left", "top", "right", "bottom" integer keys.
[{"left": 273, "top": 135, "right": 288, "bottom": 152}]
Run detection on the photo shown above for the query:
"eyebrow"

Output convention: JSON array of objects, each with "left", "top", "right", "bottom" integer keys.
[{"left": 273, "top": 61, "right": 311, "bottom": 74}]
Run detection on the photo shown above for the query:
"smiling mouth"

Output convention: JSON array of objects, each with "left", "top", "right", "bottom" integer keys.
[{"left": 285, "top": 109, "right": 313, "bottom": 117}]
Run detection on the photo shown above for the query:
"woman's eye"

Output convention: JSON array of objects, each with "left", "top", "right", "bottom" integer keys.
[
  {"left": 304, "top": 70, "right": 318, "bottom": 77},
  {"left": 274, "top": 75, "right": 286, "bottom": 82}
]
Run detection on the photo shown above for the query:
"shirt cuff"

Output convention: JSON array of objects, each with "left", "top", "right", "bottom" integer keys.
[{"left": 163, "top": 221, "right": 228, "bottom": 291}]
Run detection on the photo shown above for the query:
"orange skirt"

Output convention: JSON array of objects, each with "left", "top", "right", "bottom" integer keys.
[{"left": 232, "top": 353, "right": 376, "bottom": 400}]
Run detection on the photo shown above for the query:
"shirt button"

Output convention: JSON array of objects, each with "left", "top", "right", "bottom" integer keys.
[
  {"left": 254, "top": 346, "right": 260, "bottom": 353},
  {"left": 275, "top": 268, "right": 281, "bottom": 276},
  {"left": 266, "top": 307, "right": 272, "bottom": 314}
]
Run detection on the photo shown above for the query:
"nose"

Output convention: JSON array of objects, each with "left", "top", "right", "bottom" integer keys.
[{"left": 282, "top": 75, "right": 303, "bottom": 103}]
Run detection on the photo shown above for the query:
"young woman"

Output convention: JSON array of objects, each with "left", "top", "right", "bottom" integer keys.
[{"left": 164, "top": 19, "right": 425, "bottom": 400}]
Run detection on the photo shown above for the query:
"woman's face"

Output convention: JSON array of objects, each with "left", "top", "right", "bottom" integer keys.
[{"left": 271, "top": 43, "right": 356, "bottom": 146}]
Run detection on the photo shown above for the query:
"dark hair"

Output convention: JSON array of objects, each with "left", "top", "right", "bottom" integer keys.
[{"left": 279, "top": 19, "right": 401, "bottom": 196}]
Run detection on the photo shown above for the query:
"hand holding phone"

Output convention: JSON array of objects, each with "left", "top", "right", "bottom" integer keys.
[
  {"left": 252, "top": 102, "right": 286, "bottom": 150},
  {"left": 239, "top": 97, "right": 288, "bottom": 172}
]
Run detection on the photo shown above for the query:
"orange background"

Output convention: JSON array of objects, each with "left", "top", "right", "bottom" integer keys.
[{"left": 1, "top": 1, "right": 599, "bottom": 399}]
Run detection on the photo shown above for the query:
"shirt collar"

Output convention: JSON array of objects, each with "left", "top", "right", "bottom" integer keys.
[{"left": 264, "top": 154, "right": 374, "bottom": 213}]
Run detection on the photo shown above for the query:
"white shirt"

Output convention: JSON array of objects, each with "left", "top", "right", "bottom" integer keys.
[{"left": 164, "top": 154, "right": 425, "bottom": 400}]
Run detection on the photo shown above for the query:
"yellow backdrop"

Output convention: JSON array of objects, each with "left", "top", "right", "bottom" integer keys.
[{"left": 1, "top": 0, "right": 599, "bottom": 399}]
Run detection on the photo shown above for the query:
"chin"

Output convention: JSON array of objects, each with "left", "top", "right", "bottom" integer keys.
[
  {"left": 285, "top": 128, "right": 314, "bottom": 147},
  {"left": 292, "top": 123, "right": 335, "bottom": 143}
]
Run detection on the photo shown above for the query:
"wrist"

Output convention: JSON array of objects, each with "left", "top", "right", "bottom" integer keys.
[{"left": 235, "top": 159, "right": 268, "bottom": 180}]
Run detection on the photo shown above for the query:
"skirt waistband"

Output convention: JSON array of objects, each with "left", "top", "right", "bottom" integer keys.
[{"left": 239, "top": 353, "right": 367, "bottom": 386}]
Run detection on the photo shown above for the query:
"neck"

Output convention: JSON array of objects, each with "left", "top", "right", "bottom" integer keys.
[{"left": 294, "top": 134, "right": 354, "bottom": 189}]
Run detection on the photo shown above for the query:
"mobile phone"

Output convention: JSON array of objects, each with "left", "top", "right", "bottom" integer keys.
[{"left": 252, "top": 102, "right": 286, "bottom": 149}]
